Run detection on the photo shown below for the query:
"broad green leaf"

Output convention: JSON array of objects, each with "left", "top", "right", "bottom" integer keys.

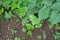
[
  {"left": 11, "top": 3, "right": 16, "bottom": 10},
  {"left": 49, "top": 11, "right": 60, "bottom": 24},
  {"left": 26, "top": 24, "right": 34, "bottom": 30},
  {"left": 41, "top": 0, "right": 54, "bottom": 6},
  {"left": 12, "top": 0, "right": 18, "bottom": 3},
  {"left": 3, "top": 1, "right": 10, "bottom": 8},
  {"left": 26, "top": 8, "right": 38, "bottom": 16},
  {"left": 15, "top": 7, "right": 27, "bottom": 18},
  {"left": 51, "top": 3, "right": 60, "bottom": 11},
  {"left": 14, "top": 37, "right": 21, "bottom": 40},
  {"left": 29, "top": 15, "right": 40, "bottom": 25},
  {"left": 38, "top": 6, "right": 50, "bottom": 21},
  {"left": 56, "top": 0, "right": 60, "bottom": 3}
]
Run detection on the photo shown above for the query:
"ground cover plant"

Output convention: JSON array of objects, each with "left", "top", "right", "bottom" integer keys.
[{"left": 0, "top": 0, "right": 60, "bottom": 40}]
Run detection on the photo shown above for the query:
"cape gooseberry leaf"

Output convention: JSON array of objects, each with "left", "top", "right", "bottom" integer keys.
[
  {"left": 14, "top": 37, "right": 21, "bottom": 40},
  {"left": 26, "top": 24, "right": 34, "bottom": 30},
  {"left": 48, "top": 11, "right": 60, "bottom": 24},
  {"left": 35, "top": 23, "right": 42, "bottom": 28},
  {"left": 3, "top": 1, "right": 10, "bottom": 8},
  {"left": 51, "top": 3, "right": 60, "bottom": 11},
  {"left": 29, "top": 15, "right": 40, "bottom": 25},
  {"left": 27, "top": 31, "right": 32, "bottom": 37},
  {"left": 38, "top": 6, "right": 50, "bottom": 21},
  {"left": 0, "top": 8, "right": 4, "bottom": 15}
]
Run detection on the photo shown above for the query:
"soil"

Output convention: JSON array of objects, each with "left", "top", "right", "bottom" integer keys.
[{"left": 0, "top": 18, "right": 55, "bottom": 40}]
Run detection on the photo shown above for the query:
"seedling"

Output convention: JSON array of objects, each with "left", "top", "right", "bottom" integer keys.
[
  {"left": 22, "top": 27, "right": 26, "bottom": 33},
  {"left": 14, "top": 37, "right": 21, "bottom": 40},
  {"left": 37, "top": 35, "right": 42, "bottom": 40},
  {"left": 27, "top": 31, "right": 32, "bottom": 37},
  {"left": 10, "top": 29, "right": 17, "bottom": 34},
  {"left": 26, "top": 24, "right": 34, "bottom": 31}
]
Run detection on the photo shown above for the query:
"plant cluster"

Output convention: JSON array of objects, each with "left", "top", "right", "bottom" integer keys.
[{"left": 0, "top": 0, "right": 60, "bottom": 40}]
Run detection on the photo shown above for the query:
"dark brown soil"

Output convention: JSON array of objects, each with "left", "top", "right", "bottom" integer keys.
[{"left": 0, "top": 18, "right": 54, "bottom": 40}]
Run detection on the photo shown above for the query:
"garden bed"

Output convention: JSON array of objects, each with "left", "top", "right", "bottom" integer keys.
[{"left": 0, "top": 18, "right": 54, "bottom": 40}]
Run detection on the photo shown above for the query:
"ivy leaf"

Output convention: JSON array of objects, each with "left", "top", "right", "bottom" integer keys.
[
  {"left": 29, "top": 15, "right": 40, "bottom": 25},
  {"left": 38, "top": 6, "right": 50, "bottom": 21},
  {"left": 49, "top": 11, "right": 60, "bottom": 24},
  {"left": 26, "top": 24, "right": 34, "bottom": 30}
]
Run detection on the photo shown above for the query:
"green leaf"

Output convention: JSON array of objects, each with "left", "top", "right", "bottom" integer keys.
[
  {"left": 38, "top": 6, "right": 50, "bottom": 21},
  {"left": 22, "top": 27, "right": 26, "bottom": 33},
  {"left": 27, "top": 31, "right": 32, "bottom": 37},
  {"left": 26, "top": 24, "right": 34, "bottom": 30},
  {"left": 51, "top": 3, "right": 60, "bottom": 11},
  {"left": 3, "top": 1, "right": 10, "bottom": 8},
  {"left": 11, "top": 3, "right": 16, "bottom": 10},
  {"left": 4, "top": 11, "right": 12, "bottom": 19},
  {"left": 14, "top": 37, "right": 21, "bottom": 40},
  {"left": 56, "top": 0, "right": 60, "bottom": 3},
  {"left": 35, "top": 23, "right": 42, "bottom": 28},
  {"left": 15, "top": 7, "right": 27, "bottom": 18},
  {"left": 0, "top": 8, "right": 4, "bottom": 15},
  {"left": 41, "top": 0, "right": 54, "bottom": 6},
  {"left": 22, "top": 18, "right": 29, "bottom": 26},
  {"left": 10, "top": 29, "right": 17, "bottom": 34},
  {"left": 29, "top": 15, "right": 40, "bottom": 25},
  {"left": 49, "top": 11, "right": 60, "bottom": 24}
]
